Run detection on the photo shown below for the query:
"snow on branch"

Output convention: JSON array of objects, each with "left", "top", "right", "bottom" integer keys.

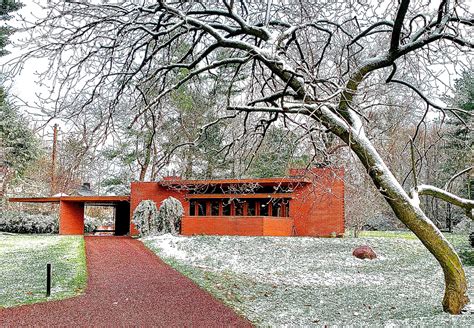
[{"left": 411, "top": 184, "right": 474, "bottom": 219}]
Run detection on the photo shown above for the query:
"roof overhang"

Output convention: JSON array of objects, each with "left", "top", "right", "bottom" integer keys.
[
  {"left": 9, "top": 195, "right": 130, "bottom": 204},
  {"left": 160, "top": 177, "right": 310, "bottom": 187}
]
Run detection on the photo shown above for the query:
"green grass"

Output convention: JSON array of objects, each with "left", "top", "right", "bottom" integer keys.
[
  {"left": 0, "top": 234, "right": 87, "bottom": 308},
  {"left": 357, "top": 230, "right": 418, "bottom": 239},
  {"left": 143, "top": 233, "right": 474, "bottom": 327},
  {"left": 358, "top": 230, "right": 474, "bottom": 266}
]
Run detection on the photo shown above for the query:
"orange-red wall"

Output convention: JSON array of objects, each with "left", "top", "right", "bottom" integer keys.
[
  {"left": 181, "top": 216, "right": 294, "bottom": 236},
  {"left": 130, "top": 168, "right": 344, "bottom": 237},
  {"left": 59, "top": 201, "right": 84, "bottom": 235},
  {"left": 291, "top": 168, "right": 345, "bottom": 236}
]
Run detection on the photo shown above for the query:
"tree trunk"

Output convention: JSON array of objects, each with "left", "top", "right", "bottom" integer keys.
[{"left": 348, "top": 133, "right": 469, "bottom": 314}]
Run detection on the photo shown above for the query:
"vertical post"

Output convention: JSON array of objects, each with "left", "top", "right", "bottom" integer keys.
[
  {"left": 205, "top": 200, "right": 211, "bottom": 216},
  {"left": 218, "top": 200, "right": 223, "bottom": 216},
  {"left": 243, "top": 201, "right": 248, "bottom": 216},
  {"left": 46, "top": 263, "right": 51, "bottom": 297}
]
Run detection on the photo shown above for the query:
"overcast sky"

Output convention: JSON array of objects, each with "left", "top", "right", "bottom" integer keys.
[
  {"left": 1, "top": 2, "right": 54, "bottom": 131},
  {"left": 1, "top": 1, "right": 470, "bottom": 135}
]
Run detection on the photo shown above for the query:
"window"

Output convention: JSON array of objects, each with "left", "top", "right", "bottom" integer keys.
[
  {"left": 190, "top": 200, "right": 196, "bottom": 216},
  {"left": 247, "top": 200, "right": 256, "bottom": 216},
  {"left": 196, "top": 201, "right": 206, "bottom": 216},
  {"left": 235, "top": 200, "right": 244, "bottom": 216},
  {"left": 222, "top": 200, "right": 231, "bottom": 216},
  {"left": 272, "top": 199, "right": 282, "bottom": 217},
  {"left": 260, "top": 201, "right": 269, "bottom": 216},
  {"left": 210, "top": 200, "right": 220, "bottom": 216},
  {"left": 283, "top": 200, "right": 290, "bottom": 217}
]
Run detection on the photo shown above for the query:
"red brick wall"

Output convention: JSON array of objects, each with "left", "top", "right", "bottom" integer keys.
[
  {"left": 130, "top": 169, "right": 344, "bottom": 237},
  {"left": 262, "top": 218, "right": 294, "bottom": 236},
  {"left": 291, "top": 168, "right": 345, "bottom": 237},
  {"left": 59, "top": 201, "right": 85, "bottom": 235},
  {"left": 181, "top": 216, "right": 294, "bottom": 236}
]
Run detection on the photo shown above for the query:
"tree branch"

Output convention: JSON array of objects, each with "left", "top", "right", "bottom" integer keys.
[{"left": 411, "top": 185, "right": 474, "bottom": 218}]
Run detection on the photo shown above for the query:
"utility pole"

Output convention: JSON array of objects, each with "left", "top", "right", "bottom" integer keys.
[{"left": 50, "top": 124, "right": 58, "bottom": 196}]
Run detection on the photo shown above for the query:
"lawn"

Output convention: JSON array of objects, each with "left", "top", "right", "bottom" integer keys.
[
  {"left": 143, "top": 232, "right": 474, "bottom": 327},
  {"left": 0, "top": 234, "right": 87, "bottom": 308}
]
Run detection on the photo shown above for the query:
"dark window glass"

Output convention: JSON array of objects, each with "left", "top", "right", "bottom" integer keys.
[
  {"left": 197, "top": 201, "right": 206, "bottom": 216},
  {"left": 222, "top": 200, "right": 231, "bottom": 216},
  {"left": 272, "top": 199, "right": 282, "bottom": 217},
  {"left": 283, "top": 200, "right": 290, "bottom": 217},
  {"left": 211, "top": 200, "right": 220, "bottom": 216},
  {"left": 260, "top": 201, "right": 269, "bottom": 216},
  {"left": 190, "top": 200, "right": 196, "bottom": 216},
  {"left": 247, "top": 200, "right": 256, "bottom": 216},
  {"left": 235, "top": 200, "right": 244, "bottom": 216}
]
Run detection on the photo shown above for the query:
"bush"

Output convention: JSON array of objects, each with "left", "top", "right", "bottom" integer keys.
[
  {"left": 0, "top": 211, "right": 59, "bottom": 233},
  {"left": 157, "top": 197, "right": 184, "bottom": 235},
  {"left": 84, "top": 216, "right": 99, "bottom": 233},
  {"left": 132, "top": 200, "right": 159, "bottom": 237}
]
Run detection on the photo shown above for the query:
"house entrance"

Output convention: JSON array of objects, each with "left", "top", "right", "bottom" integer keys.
[
  {"left": 8, "top": 195, "right": 131, "bottom": 236},
  {"left": 85, "top": 202, "right": 130, "bottom": 236}
]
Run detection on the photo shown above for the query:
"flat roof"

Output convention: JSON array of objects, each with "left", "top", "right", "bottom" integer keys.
[
  {"left": 160, "top": 177, "right": 310, "bottom": 186},
  {"left": 9, "top": 195, "right": 130, "bottom": 204}
]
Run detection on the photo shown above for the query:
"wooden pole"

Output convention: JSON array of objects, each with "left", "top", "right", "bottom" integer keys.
[{"left": 50, "top": 124, "right": 58, "bottom": 196}]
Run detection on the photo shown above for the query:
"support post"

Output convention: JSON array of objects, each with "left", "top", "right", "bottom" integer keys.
[{"left": 46, "top": 263, "right": 51, "bottom": 297}]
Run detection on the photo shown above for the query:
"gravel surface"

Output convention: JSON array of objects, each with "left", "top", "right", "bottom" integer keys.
[{"left": 0, "top": 236, "right": 251, "bottom": 327}]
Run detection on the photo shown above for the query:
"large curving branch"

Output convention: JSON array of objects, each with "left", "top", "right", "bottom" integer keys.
[{"left": 411, "top": 185, "right": 474, "bottom": 219}]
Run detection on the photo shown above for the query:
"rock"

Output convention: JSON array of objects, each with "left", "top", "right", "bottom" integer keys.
[{"left": 353, "top": 245, "right": 377, "bottom": 260}]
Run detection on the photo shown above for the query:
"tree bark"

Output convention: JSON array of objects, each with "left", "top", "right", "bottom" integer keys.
[{"left": 347, "top": 133, "right": 469, "bottom": 314}]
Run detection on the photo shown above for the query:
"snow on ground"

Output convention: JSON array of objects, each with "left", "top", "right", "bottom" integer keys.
[{"left": 143, "top": 234, "right": 474, "bottom": 327}]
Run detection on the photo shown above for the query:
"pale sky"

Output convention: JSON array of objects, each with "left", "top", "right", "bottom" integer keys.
[{"left": 1, "top": 1, "right": 469, "bottom": 135}]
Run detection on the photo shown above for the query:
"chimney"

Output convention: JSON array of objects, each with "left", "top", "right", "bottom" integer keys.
[{"left": 77, "top": 182, "right": 95, "bottom": 196}]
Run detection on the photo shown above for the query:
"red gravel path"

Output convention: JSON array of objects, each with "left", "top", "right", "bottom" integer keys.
[{"left": 1, "top": 236, "right": 252, "bottom": 327}]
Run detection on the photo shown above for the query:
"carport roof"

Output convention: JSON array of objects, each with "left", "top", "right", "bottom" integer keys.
[{"left": 9, "top": 195, "right": 130, "bottom": 203}]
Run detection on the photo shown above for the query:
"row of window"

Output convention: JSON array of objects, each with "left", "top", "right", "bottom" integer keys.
[{"left": 189, "top": 199, "right": 290, "bottom": 217}]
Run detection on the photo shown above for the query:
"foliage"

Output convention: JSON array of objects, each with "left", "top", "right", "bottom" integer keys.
[
  {"left": 104, "top": 183, "right": 131, "bottom": 196},
  {"left": 0, "top": 211, "right": 58, "bottom": 233},
  {"left": 132, "top": 200, "right": 159, "bottom": 237},
  {"left": 247, "top": 127, "right": 299, "bottom": 178},
  {"left": 84, "top": 215, "right": 98, "bottom": 233},
  {"left": 0, "top": 211, "right": 102, "bottom": 234},
  {"left": 443, "top": 70, "right": 473, "bottom": 197},
  {"left": 0, "top": 235, "right": 87, "bottom": 308},
  {"left": 156, "top": 197, "right": 184, "bottom": 235},
  {"left": 0, "top": 96, "right": 39, "bottom": 178},
  {"left": 0, "top": 0, "right": 22, "bottom": 56}
]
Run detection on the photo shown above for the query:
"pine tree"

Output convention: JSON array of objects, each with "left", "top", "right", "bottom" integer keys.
[{"left": 444, "top": 70, "right": 473, "bottom": 198}]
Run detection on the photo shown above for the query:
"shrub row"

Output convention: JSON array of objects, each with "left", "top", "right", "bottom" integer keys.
[
  {"left": 0, "top": 211, "right": 59, "bottom": 233},
  {"left": 0, "top": 211, "right": 101, "bottom": 234}
]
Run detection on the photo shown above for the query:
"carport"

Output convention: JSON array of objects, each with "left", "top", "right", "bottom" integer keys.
[{"left": 9, "top": 196, "right": 131, "bottom": 235}]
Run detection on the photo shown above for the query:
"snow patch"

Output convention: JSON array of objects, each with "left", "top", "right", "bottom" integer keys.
[{"left": 144, "top": 234, "right": 188, "bottom": 260}]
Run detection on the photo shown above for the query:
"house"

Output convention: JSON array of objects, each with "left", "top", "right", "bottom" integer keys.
[{"left": 9, "top": 168, "right": 345, "bottom": 237}]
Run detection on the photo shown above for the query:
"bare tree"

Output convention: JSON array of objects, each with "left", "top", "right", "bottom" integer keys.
[{"left": 8, "top": 0, "right": 474, "bottom": 313}]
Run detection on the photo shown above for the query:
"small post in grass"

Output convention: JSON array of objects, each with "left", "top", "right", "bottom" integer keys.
[{"left": 46, "top": 263, "right": 51, "bottom": 297}]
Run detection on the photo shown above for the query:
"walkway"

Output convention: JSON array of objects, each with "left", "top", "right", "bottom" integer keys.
[{"left": 0, "top": 236, "right": 252, "bottom": 327}]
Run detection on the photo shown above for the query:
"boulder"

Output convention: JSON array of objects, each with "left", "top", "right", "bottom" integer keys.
[{"left": 353, "top": 245, "right": 377, "bottom": 260}]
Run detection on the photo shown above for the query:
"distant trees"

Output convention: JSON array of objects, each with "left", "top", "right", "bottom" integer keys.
[
  {"left": 443, "top": 71, "right": 473, "bottom": 199},
  {"left": 0, "top": 0, "right": 38, "bottom": 200},
  {"left": 0, "top": 98, "right": 39, "bottom": 198}
]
